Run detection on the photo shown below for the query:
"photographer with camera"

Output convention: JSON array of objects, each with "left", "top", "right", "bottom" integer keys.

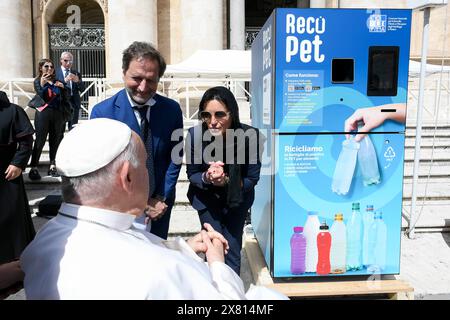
[
  {"left": 28, "top": 58, "right": 71, "bottom": 180},
  {"left": 56, "top": 52, "right": 85, "bottom": 131}
]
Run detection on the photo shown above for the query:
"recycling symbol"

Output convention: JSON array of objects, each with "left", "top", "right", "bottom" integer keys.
[{"left": 384, "top": 146, "right": 396, "bottom": 159}]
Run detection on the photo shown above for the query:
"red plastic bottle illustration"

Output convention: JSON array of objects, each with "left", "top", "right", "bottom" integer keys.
[{"left": 316, "top": 221, "right": 332, "bottom": 275}]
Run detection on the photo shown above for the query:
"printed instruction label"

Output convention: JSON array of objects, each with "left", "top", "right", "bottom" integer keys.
[{"left": 283, "top": 70, "right": 323, "bottom": 127}]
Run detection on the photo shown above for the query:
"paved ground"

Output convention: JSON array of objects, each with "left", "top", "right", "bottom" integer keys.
[
  {"left": 398, "top": 232, "right": 450, "bottom": 299},
  {"left": 5, "top": 216, "right": 450, "bottom": 300}
]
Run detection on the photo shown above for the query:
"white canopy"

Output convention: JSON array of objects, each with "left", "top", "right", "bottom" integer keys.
[
  {"left": 408, "top": 60, "right": 450, "bottom": 77},
  {"left": 164, "top": 50, "right": 251, "bottom": 79},
  {"left": 164, "top": 50, "right": 449, "bottom": 79}
]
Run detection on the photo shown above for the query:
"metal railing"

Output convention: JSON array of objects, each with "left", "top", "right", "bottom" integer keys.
[
  {"left": 406, "top": 73, "right": 450, "bottom": 124},
  {"left": 0, "top": 77, "right": 251, "bottom": 121},
  {"left": 2, "top": 74, "right": 449, "bottom": 123}
]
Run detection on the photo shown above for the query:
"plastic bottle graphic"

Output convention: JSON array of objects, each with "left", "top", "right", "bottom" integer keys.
[
  {"left": 368, "top": 211, "right": 387, "bottom": 273},
  {"left": 332, "top": 137, "right": 360, "bottom": 195},
  {"left": 316, "top": 221, "right": 332, "bottom": 275},
  {"left": 362, "top": 205, "right": 375, "bottom": 267},
  {"left": 290, "top": 227, "right": 306, "bottom": 274},
  {"left": 358, "top": 135, "right": 381, "bottom": 186},
  {"left": 330, "top": 213, "right": 347, "bottom": 274},
  {"left": 304, "top": 211, "right": 321, "bottom": 273},
  {"left": 346, "top": 202, "right": 363, "bottom": 271}
]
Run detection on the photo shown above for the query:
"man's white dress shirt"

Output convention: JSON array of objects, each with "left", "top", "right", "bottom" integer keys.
[{"left": 21, "top": 203, "right": 286, "bottom": 300}]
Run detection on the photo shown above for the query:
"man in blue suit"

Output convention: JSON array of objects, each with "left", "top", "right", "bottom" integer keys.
[
  {"left": 90, "top": 42, "right": 183, "bottom": 239},
  {"left": 55, "top": 52, "right": 85, "bottom": 130}
]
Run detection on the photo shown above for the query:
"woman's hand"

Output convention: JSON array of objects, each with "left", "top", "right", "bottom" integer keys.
[
  {"left": 4, "top": 165, "right": 22, "bottom": 181},
  {"left": 40, "top": 73, "right": 49, "bottom": 86},
  {"left": 206, "top": 161, "right": 228, "bottom": 187}
]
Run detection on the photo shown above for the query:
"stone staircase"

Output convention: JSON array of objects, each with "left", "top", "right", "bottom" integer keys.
[
  {"left": 402, "top": 125, "right": 450, "bottom": 231},
  {"left": 24, "top": 121, "right": 450, "bottom": 236}
]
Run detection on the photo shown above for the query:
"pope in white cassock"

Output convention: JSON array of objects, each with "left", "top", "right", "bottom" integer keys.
[{"left": 20, "top": 118, "right": 287, "bottom": 300}]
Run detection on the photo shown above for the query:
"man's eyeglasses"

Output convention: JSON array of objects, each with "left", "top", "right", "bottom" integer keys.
[
  {"left": 62, "top": 59, "right": 73, "bottom": 63},
  {"left": 200, "top": 111, "right": 230, "bottom": 122},
  {"left": 43, "top": 65, "right": 54, "bottom": 69}
]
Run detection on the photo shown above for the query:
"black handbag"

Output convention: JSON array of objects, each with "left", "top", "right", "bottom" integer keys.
[
  {"left": 60, "top": 90, "right": 74, "bottom": 122},
  {"left": 27, "top": 94, "right": 46, "bottom": 109}
]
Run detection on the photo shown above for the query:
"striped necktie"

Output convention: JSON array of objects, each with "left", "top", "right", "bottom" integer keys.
[{"left": 134, "top": 105, "right": 155, "bottom": 196}]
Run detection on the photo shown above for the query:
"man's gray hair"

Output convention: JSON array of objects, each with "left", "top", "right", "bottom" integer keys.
[
  {"left": 61, "top": 135, "right": 140, "bottom": 203},
  {"left": 60, "top": 52, "right": 73, "bottom": 59},
  {"left": 122, "top": 41, "right": 166, "bottom": 77}
]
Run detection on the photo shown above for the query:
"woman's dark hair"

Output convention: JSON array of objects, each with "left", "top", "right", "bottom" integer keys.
[
  {"left": 36, "top": 58, "right": 55, "bottom": 81},
  {"left": 198, "top": 86, "right": 241, "bottom": 130},
  {"left": 122, "top": 41, "right": 166, "bottom": 78},
  {"left": 0, "top": 90, "right": 10, "bottom": 108}
]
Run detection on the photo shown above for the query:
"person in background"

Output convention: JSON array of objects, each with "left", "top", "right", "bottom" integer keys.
[
  {"left": 20, "top": 118, "right": 286, "bottom": 300},
  {"left": 55, "top": 52, "right": 85, "bottom": 131},
  {"left": 0, "top": 91, "right": 35, "bottom": 293},
  {"left": 28, "top": 58, "right": 70, "bottom": 180},
  {"left": 186, "top": 86, "right": 264, "bottom": 275},
  {"left": 90, "top": 41, "right": 183, "bottom": 239}
]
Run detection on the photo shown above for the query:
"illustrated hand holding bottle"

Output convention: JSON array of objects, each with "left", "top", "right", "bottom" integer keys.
[
  {"left": 336, "top": 104, "right": 406, "bottom": 193},
  {"left": 344, "top": 103, "right": 407, "bottom": 142}
]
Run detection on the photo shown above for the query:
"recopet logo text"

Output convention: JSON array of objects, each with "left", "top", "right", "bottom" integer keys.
[{"left": 285, "top": 14, "right": 325, "bottom": 64}]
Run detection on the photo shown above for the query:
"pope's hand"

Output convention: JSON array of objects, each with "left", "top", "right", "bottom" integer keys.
[
  {"left": 202, "top": 230, "right": 225, "bottom": 265},
  {"left": 187, "top": 223, "right": 229, "bottom": 254}
]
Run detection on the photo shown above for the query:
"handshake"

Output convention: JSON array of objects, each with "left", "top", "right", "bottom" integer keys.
[{"left": 204, "top": 161, "right": 229, "bottom": 187}]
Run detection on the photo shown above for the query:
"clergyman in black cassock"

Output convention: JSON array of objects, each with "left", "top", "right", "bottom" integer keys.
[{"left": 0, "top": 91, "right": 36, "bottom": 264}]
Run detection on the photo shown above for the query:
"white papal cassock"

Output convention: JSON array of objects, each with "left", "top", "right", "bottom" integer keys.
[{"left": 21, "top": 203, "right": 285, "bottom": 300}]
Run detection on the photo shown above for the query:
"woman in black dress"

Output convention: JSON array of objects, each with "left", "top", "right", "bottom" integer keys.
[
  {"left": 186, "top": 86, "right": 264, "bottom": 275},
  {"left": 0, "top": 91, "right": 36, "bottom": 265}
]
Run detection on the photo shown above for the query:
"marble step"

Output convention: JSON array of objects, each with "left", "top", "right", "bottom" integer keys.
[
  {"left": 402, "top": 179, "right": 450, "bottom": 200},
  {"left": 401, "top": 200, "right": 450, "bottom": 229}
]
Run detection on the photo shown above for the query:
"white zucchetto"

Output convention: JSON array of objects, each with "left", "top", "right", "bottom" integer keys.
[{"left": 56, "top": 118, "right": 132, "bottom": 177}]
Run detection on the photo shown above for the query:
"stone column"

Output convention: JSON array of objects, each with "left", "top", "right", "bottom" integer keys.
[
  {"left": 297, "top": 0, "right": 310, "bottom": 8},
  {"left": 180, "top": 0, "right": 223, "bottom": 60},
  {"left": 230, "top": 0, "right": 245, "bottom": 50},
  {"left": 0, "top": 0, "right": 33, "bottom": 79},
  {"left": 310, "top": 0, "right": 327, "bottom": 8},
  {"left": 107, "top": 0, "right": 157, "bottom": 80},
  {"left": 229, "top": 0, "right": 246, "bottom": 105}
]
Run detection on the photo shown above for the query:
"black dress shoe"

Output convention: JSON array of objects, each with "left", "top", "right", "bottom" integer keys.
[
  {"left": 28, "top": 168, "right": 41, "bottom": 181},
  {"left": 48, "top": 167, "right": 60, "bottom": 177}
]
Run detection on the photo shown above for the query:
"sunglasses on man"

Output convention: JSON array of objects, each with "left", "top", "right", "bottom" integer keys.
[{"left": 200, "top": 111, "right": 230, "bottom": 122}]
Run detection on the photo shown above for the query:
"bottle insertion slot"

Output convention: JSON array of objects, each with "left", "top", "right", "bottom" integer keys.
[{"left": 367, "top": 46, "right": 399, "bottom": 96}]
